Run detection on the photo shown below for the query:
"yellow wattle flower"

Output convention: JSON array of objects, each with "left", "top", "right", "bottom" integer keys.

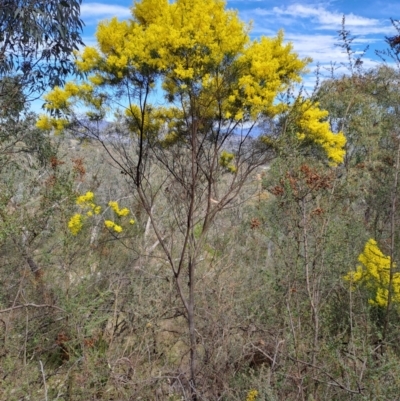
[
  {"left": 68, "top": 213, "right": 84, "bottom": 235},
  {"left": 104, "top": 219, "right": 123, "bottom": 233},
  {"left": 76, "top": 191, "right": 94, "bottom": 205},
  {"left": 246, "top": 389, "right": 258, "bottom": 401},
  {"left": 109, "top": 200, "right": 130, "bottom": 217},
  {"left": 344, "top": 239, "right": 399, "bottom": 308},
  {"left": 295, "top": 100, "right": 346, "bottom": 165}
]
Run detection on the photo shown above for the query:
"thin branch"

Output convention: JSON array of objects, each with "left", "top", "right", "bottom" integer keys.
[
  {"left": 0, "top": 304, "right": 65, "bottom": 314},
  {"left": 289, "top": 357, "right": 363, "bottom": 395}
]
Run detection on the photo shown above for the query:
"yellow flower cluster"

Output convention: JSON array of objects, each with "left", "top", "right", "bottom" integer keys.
[
  {"left": 246, "top": 389, "right": 258, "bottom": 401},
  {"left": 76, "top": 191, "right": 102, "bottom": 215},
  {"left": 68, "top": 213, "right": 83, "bottom": 236},
  {"left": 344, "top": 239, "right": 400, "bottom": 307},
  {"left": 36, "top": 115, "right": 68, "bottom": 134},
  {"left": 219, "top": 150, "right": 237, "bottom": 173},
  {"left": 67, "top": 193, "right": 134, "bottom": 236},
  {"left": 108, "top": 201, "right": 130, "bottom": 217},
  {"left": 75, "top": 46, "right": 102, "bottom": 72},
  {"left": 104, "top": 220, "right": 123, "bottom": 233},
  {"left": 35, "top": 79, "right": 101, "bottom": 128},
  {"left": 295, "top": 100, "right": 346, "bottom": 165},
  {"left": 77, "top": 191, "right": 94, "bottom": 204},
  {"left": 235, "top": 32, "right": 308, "bottom": 119},
  {"left": 104, "top": 200, "right": 134, "bottom": 233},
  {"left": 67, "top": 192, "right": 101, "bottom": 235},
  {"left": 125, "top": 104, "right": 163, "bottom": 139}
]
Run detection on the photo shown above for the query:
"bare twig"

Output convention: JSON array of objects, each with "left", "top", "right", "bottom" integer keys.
[
  {"left": 0, "top": 303, "right": 65, "bottom": 314},
  {"left": 289, "top": 357, "right": 363, "bottom": 395}
]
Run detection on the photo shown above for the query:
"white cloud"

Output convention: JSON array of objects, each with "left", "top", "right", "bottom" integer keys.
[
  {"left": 271, "top": 32, "right": 380, "bottom": 93},
  {"left": 284, "top": 33, "right": 379, "bottom": 78},
  {"left": 252, "top": 4, "right": 394, "bottom": 36},
  {"left": 81, "top": 3, "right": 131, "bottom": 22},
  {"left": 286, "top": 34, "right": 367, "bottom": 59},
  {"left": 271, "top": 4, "right": 378, "bottom": 27},
  {"left": 238, "top": 2, "right": 397, "bottom": 73}
]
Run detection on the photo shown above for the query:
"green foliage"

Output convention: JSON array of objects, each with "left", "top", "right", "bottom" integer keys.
[{"left": 0, "top": 0, "right": 84, "bottom": 96}]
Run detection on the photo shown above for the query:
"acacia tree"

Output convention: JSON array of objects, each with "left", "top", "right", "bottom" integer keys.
[{"left": 38, "top": 0, "right": 345, "bottom": 397}]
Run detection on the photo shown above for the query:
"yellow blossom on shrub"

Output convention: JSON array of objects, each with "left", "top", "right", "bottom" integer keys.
[
  {"left": 113, "top": 224, "right": 123, "bottom": 233},
  {"left": 76, "top": 191, "right": 94, "bottom": 205},
  {"left": 75, "top": 192, "right": 102, "bottom": 216},
  {"left": 43, "top": 86, "right": 72, "bottom": 109},
  {"left": 75, "top": 46, "right": 102, "bottom": 72},
  {"left": 36, "top": 115, "right": 53, "bottom": 130},
  {"left": 344, "top": 238, "right": 400, "bottom": 307},
  {"left": 295, "top": 99, "right": 346, "bottom": 165},
  {"left": 219, "top": 150, "right": 237, "bottom": 173},
  {"left": 68, "top": 193, "right": 132, "bottom": 236},
  {"left": 246, "top": 389, "right": 258, "bottom": 401},
  {"left": 36, "top": 115, "right": 68, "bottom": 134},
  {"left": 108, "top": 201, "right": 130, "bottom": 217},
  {"left": 68, "top": 213, "right": 83, "bottom": 235},
  {"left": 104, "top": 219, "right": 123, "bottom": 233},
  {"left": 104, "top": 220, "right": 114, "bottom": 229}
]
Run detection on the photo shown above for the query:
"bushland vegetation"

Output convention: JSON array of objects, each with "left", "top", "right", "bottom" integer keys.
[{"left": 2, "top": 1, "right": 400, "bottom": 400}]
